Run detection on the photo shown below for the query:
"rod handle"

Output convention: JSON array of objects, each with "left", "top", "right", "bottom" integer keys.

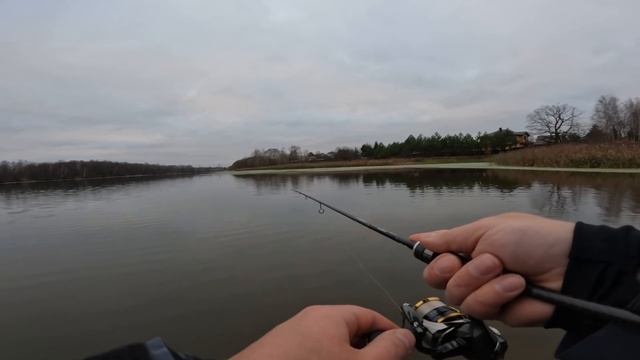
[
  {"left": 412, "top": 243, "right": 470, "bottom": 264},
  {"left": 412, "top": 243, "right": 436, "bottom": 263},
  {"left": 412, "top": 244, "right": 640, "bottom": 326}
]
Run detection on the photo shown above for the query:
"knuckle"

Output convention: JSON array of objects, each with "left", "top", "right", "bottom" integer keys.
[
  {"left": 445, "top": 280, "right": 468, "bottom": 305},
  {"left": 445, "top": 265, "right": 499, "bottom": 305},
  {"left": 497, "top": 211, "right": 526, "bottom": 219},
  {"left": 467, "top": 254, "right": 503, "bottom": 278},
  {"left": 462, "top": 292, "right": 499, "bottom": 319},
  {"left": 299, "top": 305, "right": 325, "bottom": 317},
  {"left": 425, "top": 267, "right": 449, "bottom": 289},
  {"left": 461, "top": 300, "right": 495, "bottom": 319},
  {"left": 341, "top": 304, "right": 364, "bottom": 314},
  {"left": 422, "top": 266, "right": 432, "bottom": 282}
]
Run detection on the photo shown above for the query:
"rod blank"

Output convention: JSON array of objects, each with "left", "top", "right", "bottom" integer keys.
[{"left": 294, "top": 189, "right": 640, "bottom": 327}]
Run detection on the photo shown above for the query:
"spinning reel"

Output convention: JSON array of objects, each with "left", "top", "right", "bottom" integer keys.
[{"left": 401, "top": 297, "right": 507, "bottom": 360}]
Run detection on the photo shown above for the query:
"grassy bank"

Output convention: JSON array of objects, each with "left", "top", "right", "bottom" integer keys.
[
  {"left": 230, "top": 156, "right": 486, "bottom": 171},
  {"left": 231, "top": 143, "right": 640, "bottom": 174},
  {"left": 492, "top": 143, "right": 640, "bottom": 168},
  {"left": 232, "top": 162, "right": 640, "bottom": 175}
]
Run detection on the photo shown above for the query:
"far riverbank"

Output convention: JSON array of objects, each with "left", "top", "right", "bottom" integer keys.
[{"left": 232, "top": 162, "right": 640, "bottom": 175}]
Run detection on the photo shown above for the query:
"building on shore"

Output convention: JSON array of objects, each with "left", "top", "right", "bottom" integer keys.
[{"left": 484, "top": 128, "right": 530, "bottom": 153}]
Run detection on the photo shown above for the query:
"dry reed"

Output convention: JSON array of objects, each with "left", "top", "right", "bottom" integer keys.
[{"left": 492, "top": 142, "right": 640, "bottom": 168}]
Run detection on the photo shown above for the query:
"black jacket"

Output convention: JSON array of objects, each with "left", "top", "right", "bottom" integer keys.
[{"left": 546, "top": 222, "right": 640, "bottom": 359}]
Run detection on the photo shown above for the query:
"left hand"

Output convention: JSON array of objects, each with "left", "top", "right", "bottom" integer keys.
[{"left": 230, "top": 305, "right": 415, "bottom": 360}]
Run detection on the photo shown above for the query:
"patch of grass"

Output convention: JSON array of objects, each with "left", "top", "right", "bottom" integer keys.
[{"left": 492, "top": 142, "right": 640, "bottom": 168}]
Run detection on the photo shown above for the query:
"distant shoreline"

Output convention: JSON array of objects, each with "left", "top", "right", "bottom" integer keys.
[
  {"left": 231, "top": 143, "right": 640, "bottom": 173},
  {"left": 0, "top": 171, "right": 223, "bottom": 185},
  {"left": 232, "top": 162, "right": 640, "bottom": 175}
]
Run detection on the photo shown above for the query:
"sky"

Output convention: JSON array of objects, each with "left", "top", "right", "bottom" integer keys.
[{"left": 1, "top": 0, "right": 639, "bottom": 166}]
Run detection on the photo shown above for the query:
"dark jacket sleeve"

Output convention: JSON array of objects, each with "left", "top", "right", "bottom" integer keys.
[
  {"left": 545, "top": 222, "right": 640, "bottom": 359},
  {"left": 84, "top": 337, "right": 207, "bottom": 360}
]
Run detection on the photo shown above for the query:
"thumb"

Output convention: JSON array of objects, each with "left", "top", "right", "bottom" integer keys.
[
  {"left": 409, "top": 229, "right": 452, "bottom": 253},
  {"left": 410, "top": 219, "right": 489, "bottom": 255},
  {"left": 360, "top": 329, "right": 415, "bottom": 360}
]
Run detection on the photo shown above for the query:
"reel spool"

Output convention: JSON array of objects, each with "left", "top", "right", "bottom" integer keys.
[{"left": 401, "top": 297, "right": 507, "bottom": 360}]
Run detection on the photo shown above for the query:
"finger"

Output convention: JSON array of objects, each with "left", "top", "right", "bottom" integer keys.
[
  {"left": 409, "top": 218, "right": 492, "bottom": 254},
  {"left": 359, "top": 328, "right": 415, "bottom": 360},
  {"left": 459, "top": 274, "right": 526, "bottom": 319},
  {"left": 334, "top": 305, "right": 398, "bottom": 337},
  {"left": 499, "top": 297, "right": 555, "bottom": 327},
  {"left": 446, "top": 253, "right": 503, "bottom": 305},
  {"left": 423, "top": 253, "right": 463, "bottom": 289}
]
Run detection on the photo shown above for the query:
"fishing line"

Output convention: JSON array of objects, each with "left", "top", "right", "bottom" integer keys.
[
  {"left": 343, "top": 244, "right": 401, "bottom": 309},
  {"left": 313, "top": 195, "right": 399, "bottom": 309}
]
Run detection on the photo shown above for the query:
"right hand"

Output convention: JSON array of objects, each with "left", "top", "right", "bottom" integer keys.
[
  {"left": 409, "top": 212, "right": 575, "bottom": 327},
  {"left": 230, "top": 305, "right": 415, "bottom": 360}
]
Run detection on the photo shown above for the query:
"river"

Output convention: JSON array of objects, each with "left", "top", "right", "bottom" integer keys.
[{"left": 1, "top": 169, "right": 639, "bottom": 359}]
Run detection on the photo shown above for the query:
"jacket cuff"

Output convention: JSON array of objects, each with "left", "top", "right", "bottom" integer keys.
[{"left": 545, "top": 222, "right": 640, "bottom": 333}]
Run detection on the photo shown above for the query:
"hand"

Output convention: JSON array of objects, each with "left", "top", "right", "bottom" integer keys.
[
  {"left": 230, "top": 305, "right": 415, "bottom": 360},
  {"left": 410, "top": 212, "right": 575, "bottom": 327}
]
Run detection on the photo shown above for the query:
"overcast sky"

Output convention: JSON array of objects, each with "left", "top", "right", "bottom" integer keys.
[{"left": 1, "top": 0, "right": 639, "bottom": 165}]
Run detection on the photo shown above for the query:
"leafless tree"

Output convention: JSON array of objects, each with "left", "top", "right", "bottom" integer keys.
[
  {"left": 622, "top": 98, "right": 640, "bottom": 141},
  {"left": 526, "top": 104, "right": 582, "bottom": 143},
  {"left": 592, "top": 95, "right": 624, "bottom": 140}
]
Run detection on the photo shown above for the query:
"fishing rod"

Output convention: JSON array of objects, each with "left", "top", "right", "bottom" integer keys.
[{"left": 293, "top": 190, "right": 640, "bottom": 327}]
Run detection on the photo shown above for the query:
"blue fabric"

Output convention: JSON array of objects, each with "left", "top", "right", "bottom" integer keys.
[{"left": 145, "top": 338, "right": 176, "bottom": 360}]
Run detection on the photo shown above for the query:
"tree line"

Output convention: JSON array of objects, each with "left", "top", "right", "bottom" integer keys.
[
  {"left": 360, "top": 131, "right": 520, "bottom": 158},
  {"left": 591, "top": 95, "right": 640, "bottom": 141},
  {"left": 230, "top": 131, "right": 520, "bottom": 169},
  {"left": 526, "top": 95, "right": 640, "bottom": 143},
  {"left": 0, "top": 160, "right": 222, "bottom": 183},
  {"left": 231, "top": 93, "right": 640, "bottom": 169}
]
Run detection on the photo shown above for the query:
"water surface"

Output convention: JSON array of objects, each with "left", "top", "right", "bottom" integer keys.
[{"left": 1, "top": 169, "right": 639, "bottom": 359}]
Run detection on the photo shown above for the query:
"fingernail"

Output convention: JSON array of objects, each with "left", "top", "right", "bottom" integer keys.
[
  {"left": 395, "top": 329, "right": 415, "bottom": 349},
  {"left": 468, "top": 254, "right": 500, "bottom": 277},
  {"left": 495, "top": 275, "right": 525, "bottom": 294}
]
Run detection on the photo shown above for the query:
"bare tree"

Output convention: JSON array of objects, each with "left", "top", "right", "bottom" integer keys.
[
  {"left": 622, "top": 98, "right": 640, "bottom": 141},
  {"left": 592, "top": 95, "right": 624, "bottom": 140},
  {"left": 526, "top": 104, "right": 582, "bottom": 143}
]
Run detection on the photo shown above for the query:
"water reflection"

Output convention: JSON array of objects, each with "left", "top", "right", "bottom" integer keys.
[
  {"left": 234, "top": 170, "right": 524, "bottom": 194},
  {"left": 1, "top": 170, "right": 638, "bottom": 359},
  {"left": 492, "top": 171, "right": 640, "bottom": 222},
  {"left": 235, "top": 169, "right": 640, "bottom": 223},
  {"left": 0, "top": 175, "right": 202, "bottom": 214}
]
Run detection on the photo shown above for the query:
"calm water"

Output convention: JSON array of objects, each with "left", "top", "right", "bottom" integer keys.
[{"left": 1, "top": 169, "right": 639, "bottom": 359}]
